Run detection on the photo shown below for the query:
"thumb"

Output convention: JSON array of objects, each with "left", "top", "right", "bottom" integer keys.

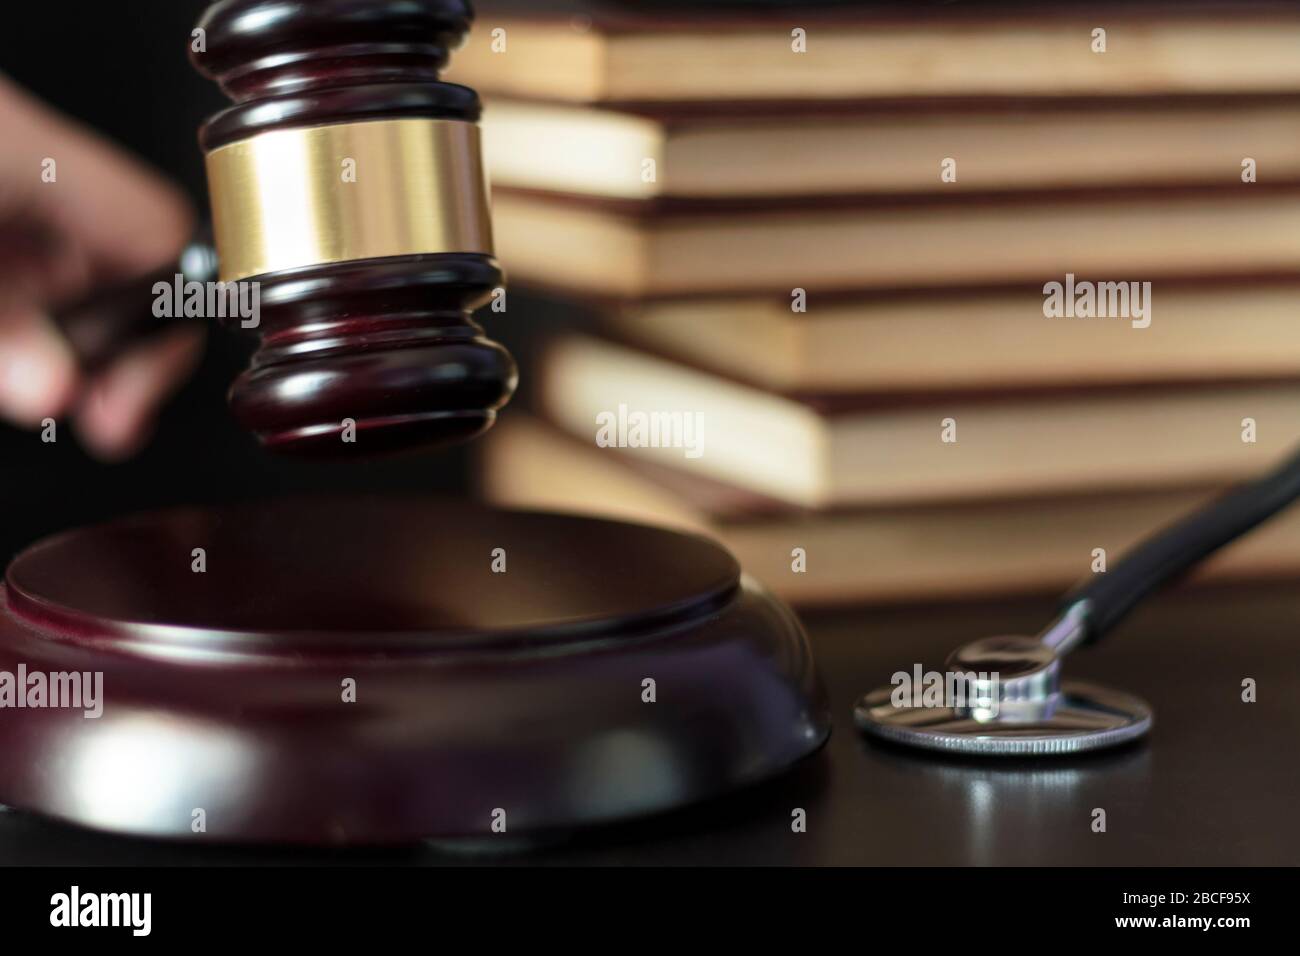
[{"left": 0, "top": 309, "right": 79, "bottom": 426}]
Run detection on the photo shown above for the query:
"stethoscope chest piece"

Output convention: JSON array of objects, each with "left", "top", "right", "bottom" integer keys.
[
  {"left": 854, "top": 630, "right": 1152, "bottom": 757},
  {"left": 852, "top": 391, "right": 1300, "bottom": 760}
]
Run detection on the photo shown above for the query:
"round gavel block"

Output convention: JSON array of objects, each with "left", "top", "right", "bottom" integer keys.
[
  {"left": 0, "top": 501, "right": 829, "bottom": 844},
  {"left": 191, "top": 0, "right": 516, "bottom": 454}
]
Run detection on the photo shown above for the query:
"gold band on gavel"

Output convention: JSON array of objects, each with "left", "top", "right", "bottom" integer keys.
[{"left": 205, "top": 118, "right": 494, "bottom": 283}]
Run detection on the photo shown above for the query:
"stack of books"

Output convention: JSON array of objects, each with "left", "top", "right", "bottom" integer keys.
[{"left": 454, "top": 1, "right": 1300, "bottom": 605}]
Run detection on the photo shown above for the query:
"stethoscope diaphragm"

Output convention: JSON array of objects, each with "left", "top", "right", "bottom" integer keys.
[
  {"left": 854, "top": 680, "right": 1152, "bottom": 757},
  {"left": 857, "top": 442, "right": 1300, "bottom": 758}
]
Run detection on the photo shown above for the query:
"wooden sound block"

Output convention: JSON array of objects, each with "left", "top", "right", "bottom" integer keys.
[{"left": 0, "top": 500, "right": 829, "bottom": 845}]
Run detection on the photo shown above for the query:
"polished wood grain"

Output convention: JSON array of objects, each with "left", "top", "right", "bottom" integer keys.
[
  {"left": 0, "top": 499, "right": 829, "bottom": 844},
  {"left": 4, "top": 584, "right": 1296, "bottom": 862},
  {"left": 0, "top": 0, "right": 831, "bottom": 849},
  {"left": 191, "top": 0, "right": 516, "bottom": 455}
]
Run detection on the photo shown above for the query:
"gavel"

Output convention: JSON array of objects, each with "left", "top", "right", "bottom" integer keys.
[
  {"left": 6, "top": 1, "right": 831, "bottom": 846},
  {"left": 58, "top": 0, "right": 516, "bottom": 456}
]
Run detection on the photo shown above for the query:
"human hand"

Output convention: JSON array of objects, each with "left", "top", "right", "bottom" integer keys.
[{"left": 0, "top": 74, "right": 204, "bottom": 460}]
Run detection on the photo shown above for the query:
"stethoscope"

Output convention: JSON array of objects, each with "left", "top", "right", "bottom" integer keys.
[{"left": 855, "top": 443, "right": 1300, "bottom": 757}]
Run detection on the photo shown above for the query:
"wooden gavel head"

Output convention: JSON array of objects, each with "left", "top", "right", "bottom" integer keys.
[{"left": 189, "top": 0, "right": 516, "bottom": 455}]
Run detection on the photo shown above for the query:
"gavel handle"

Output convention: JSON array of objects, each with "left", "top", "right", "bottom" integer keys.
[{"left": 53, "top": 230, "right": 218, "bottom": 371}]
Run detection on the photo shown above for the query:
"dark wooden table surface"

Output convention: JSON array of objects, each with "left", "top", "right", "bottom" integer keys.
[{"left": 2, "top": 582, "right": 1296, "bottom": 866}]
